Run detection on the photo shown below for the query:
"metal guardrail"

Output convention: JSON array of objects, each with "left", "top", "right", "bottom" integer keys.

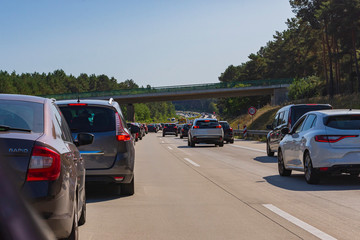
[
  {"left": 233, "top": 129, "right": 269, "bottom": 136},
  {"left": 42, "top": 78, "right": 294, "bottom": 100}
]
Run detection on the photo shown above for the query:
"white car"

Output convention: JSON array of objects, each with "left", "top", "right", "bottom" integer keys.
[
  {"left": 278, "top": 109, "right": 360, "bottom": 184},
  {"left": 188, "top": 118, "right": 224, "bottom": 147}
]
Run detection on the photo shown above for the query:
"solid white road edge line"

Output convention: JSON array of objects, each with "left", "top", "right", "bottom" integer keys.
[
  {"left": 263, "top": 204, "right": 337, "bottom": 240},
  {"left": 231, "top": 144, "right": 267, "bottom": 153},
  {"left": 184, "top": 158, "right": 200, "bottom": 167}
]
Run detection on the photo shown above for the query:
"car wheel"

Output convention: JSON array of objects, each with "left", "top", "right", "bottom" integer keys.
[
  {"left": 176, "top": 134, "right": 178, "bottom": 137},
  {"left": 219, "top": 142, "right": 224, "bottom": 147},
  {"left": 267, "top": 140, "right": 274, "bottom": 157},
  {"left": 122, "top": 177, "right": 134, "bottom": 196},
  {"left": 190, "top": 138, "right": 195, "bottom": 147},
  {"left": 278, "top": 150, "right": 291, "bottom": 176},
  {"left": 78, "top": 199, "right": 86, "bottom": 226},
  {"left": 162, "top": 133, "right": 165, "bottom": 137},
  {"left": 230, "top": 139, "right": 234, "bottom": 144},
  {"left": 188, "top": 138, "right": 191, "bottom": 146},
  {"left": 304, "top": 152, "right": 320, "bottom": 184},
  {"left": 180, "top": 135, "right": 183, "bottom": 139},
  {"left": 66, "top": 205, "right": 79, "bottom": 240}
]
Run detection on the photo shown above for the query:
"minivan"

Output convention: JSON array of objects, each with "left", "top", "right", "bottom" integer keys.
[{"left": 266, "top": 104, "right": 332, "bottom": 156}]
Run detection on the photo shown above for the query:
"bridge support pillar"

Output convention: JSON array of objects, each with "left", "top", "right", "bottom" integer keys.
[
  {"left": 271, "top": 88, "right": 288, "bottom": 105},
  {"left": 127, "top": 103, "right": 135, "bottom": 122}
]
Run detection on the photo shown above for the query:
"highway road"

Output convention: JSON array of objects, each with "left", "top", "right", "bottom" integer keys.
[{"left": 80, "top": 133, "right": 360, "bottom": 240}]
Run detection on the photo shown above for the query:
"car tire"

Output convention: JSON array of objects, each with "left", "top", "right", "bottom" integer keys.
[
  {"left": 219, "top": 142, "right": 224, "bottom": 147},
  {"left": 304, "top": 152, "right": 320, "bottom": 184},
  {"left": 188, "top": 138, "right": 191, "bottom": 146},
  {"left": 230, "top": 140, "right": 234, "bottom": 144},
  {"left": 278, "top": 150, "right": 291, "bottom": 176},
  {"left": 180, "top": 135, "right": 183, "bottom": 139},
  {"left": 122, "top": 177, "right": 135, "bottom": 196},
  {"left": 162, "top": 133, "right": 165, "bottom": 137},
  {"left": 176, "top": 133, "right": 178, "bottom": 137},
  {"left": 78, "top": 200, "right": 86, "bottom": 226},
  {"left": 267, "top": 140, "right": 275, "bottom": 157},
  {"left": 190, "top": 138, "right": 195, "bottom": 147}
]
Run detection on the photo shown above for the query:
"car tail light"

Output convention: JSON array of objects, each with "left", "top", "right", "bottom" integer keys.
[
  {"left": 68, "top": 103, "right": 87, "bottom": 106},
  {"left": 320, "top": 167, "right": 329, "bottom": 171},
  {"left": 216, "top": 125, "right": 222, "bottom": 128},
  {"left": 229, "top": 128, "right": 233, "bottom": 131},
  {"left": 314, "top": 135, "right": 358, "bottom": 143},
  {"left": 26, "top": 146, "right": 61, "bottom": 181},
  {"left": 288, "top": 108, "right": 292, "bottom": 128},
  {"left": 114, "top": 176, "right": 124, "bottom": 181},
  {"left": 115, "top": 113, "right": 131, "bottom": 141},
  {"left": 204, "top": 120, "right": 210, "bottom": 122},
  {"left": 194, "top": 126, "right": 199, "bottom": 129}
]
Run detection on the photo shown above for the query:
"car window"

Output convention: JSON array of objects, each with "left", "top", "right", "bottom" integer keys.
[
  {"left": 301, "top": 114, "right": 317, "bottom": 132},
  {"left": 272, "top": 113, "right": 280, "bottom": 127},
  {"left": 325, "top": 115, "right": 360, "bottom": 130},
  {"left": 292, "top": 116, "right": 306, "bottom": 133},
  {"left": 59, "top": 106, "right": 115, "bottom": 133},
  {"left": 195, "top": 120, "right": 219, "bottom": 128},
  {"left": 0, "top": 100, "right": 44, "bottom": 133},
  {"left": 220, "top": 122, "right": 230, "bottom": 129},
  {"left": 278, "top": 112, "right": 285, "bottom": 125},
  {"left": 51, "top": 104, "right": 73, "bottom": 142}
]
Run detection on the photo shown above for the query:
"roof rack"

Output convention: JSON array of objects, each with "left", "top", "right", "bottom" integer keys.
[{"left": 108, "top": 98, "right": 114, "bottom": 104}]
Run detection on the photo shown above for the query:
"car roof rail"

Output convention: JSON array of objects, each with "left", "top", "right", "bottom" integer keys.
[
  {"left": 109, "top": 98, "right": 114, "bottom": 104},
  {"left": 51, "top": 98, "right": 56, "bottom": 103}
]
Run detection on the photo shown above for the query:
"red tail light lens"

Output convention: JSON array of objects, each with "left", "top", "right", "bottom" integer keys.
[
  {"left": 27, "top": 146, "right": 61, "bottom": 181},
  {"left": 314, "top": 135, "right": 358, "bottom": 143},
  {"left": 68, "top": 103, "right": 87, "bottom": 106},
  {"left": 216, "top": 125, "right": 222, "bottom": 128},
  {"left": 229, "top": 128, "right": 233, "bottom": 131},
  {"left": 194, "top": 126, "right": 200, "bottom": 129},
  {"left": 115, "top": 113, "right": 131, "bottom": 141}
]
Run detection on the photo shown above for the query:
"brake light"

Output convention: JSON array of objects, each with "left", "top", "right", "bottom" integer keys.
[
  {"left": 229, "top": 128, "right": 233, "bottom": 131},
  {"left": 314, "top": 135, "right": 358, "bottom": 143},
  {"left": 194, "top": 126, "right": 199, "bottom": 129},
  {"left": 26, "top": 146, "right": 61, "bottom": 181},
  {"left": 204, "top": 120, "right": 210, "bottom": 122},
  {"left": 216, "top": 125, "right": 222, "bottom": 128},
  {"left": 115, "top": 113, "right": 131, "bottom": 141},
  {"left": 320, "top": 167, "right": 329, "bottom": 171},
  {"left": 68, "top": 103, "right": 87, "bottom": 106}
]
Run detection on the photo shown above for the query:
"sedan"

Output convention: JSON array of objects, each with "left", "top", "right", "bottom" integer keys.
[{"left": 278, "top": 109, "right": 360, "bottom": 184}]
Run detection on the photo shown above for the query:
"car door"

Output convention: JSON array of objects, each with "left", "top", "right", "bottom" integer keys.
[{"left": 272, "top": 111, "right": 285, "bottom": 149}]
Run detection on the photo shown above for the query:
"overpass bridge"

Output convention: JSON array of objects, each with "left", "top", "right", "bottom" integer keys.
[{"left": 46, "top": 78, "right": 293, "bottom": 121}]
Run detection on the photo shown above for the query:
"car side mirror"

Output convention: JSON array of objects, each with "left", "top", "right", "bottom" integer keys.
[
  {"left": 281, "top": 128, "right": 290, "bottom": 135},
  {"left": 266, "top": 125, "right": 273, "bottom": 130},
  {"left": 75, "top": 133, "right": 94, "bottom": 146}
]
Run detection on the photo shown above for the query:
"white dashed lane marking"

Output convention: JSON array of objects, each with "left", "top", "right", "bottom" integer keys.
[{"left": 184, "top": 158, "right": 200, "bottom": 167}]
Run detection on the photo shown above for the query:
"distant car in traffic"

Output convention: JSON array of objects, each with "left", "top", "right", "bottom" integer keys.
[
  {"left": 278, "top": 109, "right": 360, "bottom": 184},
  {"left": 188, "top": 118, "right": 224, "bottom": 147},
  {"left": 163, "top": 123, "right": 178, "bottom": 137},
  {"left": 219, "top": 121, "right": 234, "bottom": 144},
  {"left": 57, "top": 98, "right": 135, "bottom": 196},
  {"left": 147, "top": 124, "right": 158, "bottom": 133},
  {"left": 0, "top": 94, "right": 93, "bottom": 239},
  {"left": 180, "top": 123, "right": 192, "bottom": 139},
  {"left": 266, "top": 104, "right": 332, "bottom": 156},
  {"left": 128, "top": 123, "right": 141, "bottom": 141}
]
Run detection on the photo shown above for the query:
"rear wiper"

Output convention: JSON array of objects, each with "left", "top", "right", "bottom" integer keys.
[{"left": 0, "top": 125, "right": 31, "bottom": 132}]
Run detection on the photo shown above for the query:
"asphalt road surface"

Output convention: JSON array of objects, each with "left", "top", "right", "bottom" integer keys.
[{"left": 80, "top": 133, "right": 360, "bottom": 240}]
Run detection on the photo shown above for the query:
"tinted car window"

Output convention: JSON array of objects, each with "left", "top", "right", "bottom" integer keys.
[
  {"left": 0, "top": 100, "right": 43, "bottom": 133},
  {"left": 291, "top": 105, "right": 331, "bottom": 124},
  {"left": 220, "top": 122, "right": 230, "bottom": 129},
  {"left": 325, "top": 115, "right": 360, "bottom": 130},
  {"left": 59, "top": 106, "right": 115, "bottom": 133},
  {"left": 293, "top": 117, "right": 306, "bottom": 133},
  {"left": 195, "top": 120, "right": 219, "bottom": 128},
  {"left": 302, "top": 114, "right": 317, "bottom": 132}
]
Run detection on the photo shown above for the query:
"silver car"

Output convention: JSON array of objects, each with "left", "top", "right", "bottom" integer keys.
[
  {"left": 188, "top": 118, "right": 224, "bottom": 147},
  {"left": 278, "top": 109, "right": 360, "bottom": 184}
]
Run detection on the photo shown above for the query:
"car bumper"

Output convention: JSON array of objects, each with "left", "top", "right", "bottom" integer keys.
[{"left": 192, "top": 135, "right": 223, "bottom": 144}]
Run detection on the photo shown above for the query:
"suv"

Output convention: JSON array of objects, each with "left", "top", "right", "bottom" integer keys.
[
  {"left": 219, "top": 121, "right": 234, "bottom": 144},
  {"left": 57, "top": 98, "right": 135, "bottom": 195},
  {"left": 266, "top": 104, "right": 332, "bottom": 156},
  {"left": 0, "top": 94, "right": 93, "bottom": 239},
  {"left": 188, "top": 118, "right": 224, "bottom": 147},
  {"left": 163, "top": 123, "right": 178, "bottom": 137}
]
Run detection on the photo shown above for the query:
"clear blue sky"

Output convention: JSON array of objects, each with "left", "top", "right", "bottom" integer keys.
[{"left": 0, "top": 0, "right": 294, "bottom": 87}]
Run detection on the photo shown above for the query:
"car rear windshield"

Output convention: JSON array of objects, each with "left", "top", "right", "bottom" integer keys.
[
  {"left": 292, "top": 105, "right": 332, "bottom": 124},
  {"left": 195, "top": 120, "right": 219, "bottom": 128},
  {"left": 59, "top": 106, "right": 115, "bottom": 133},
  {"left": 325, "top": 115, "right": 360, "bottom": 130},
  {"left": 165, "top": 124, "right": 176, "bottom": 128},
  {"left": 220, "top": 122, "right": 230, "bottom": 129},
  {"left": 0, "top": 100, "right": 44, "bottom": 133}
]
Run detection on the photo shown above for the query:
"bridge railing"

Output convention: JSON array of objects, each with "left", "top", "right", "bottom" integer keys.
[{"left": 43, "top": 78, "right": 294, "bottom": 100}]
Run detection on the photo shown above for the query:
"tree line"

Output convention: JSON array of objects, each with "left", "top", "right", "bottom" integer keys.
[
  {"left": 217, "top": 0, "right": 360, "bottom": 117},
  {"left": 0, "top": 69, "right": 175, "bottom": 122}
]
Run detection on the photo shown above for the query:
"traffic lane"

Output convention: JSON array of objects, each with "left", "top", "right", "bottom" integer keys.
[
  {"left": 160, "top": 134, "right": 360, "bottom": 240},
  {"left": 80, "top": 133, "right": 303, "bottom": 240}
]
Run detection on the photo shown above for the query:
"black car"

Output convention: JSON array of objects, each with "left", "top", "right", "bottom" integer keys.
[
  {"left": 162, "top": 123, "right": 178, "bottom": 137},
  {"left": 219, "top": 121, "right": 234, "bottom": 143},
  {"left": 266, "top": 104, "right": 332, "bottom": 156},
  {"left": 127, "top": 123, "right": 141, "bottom": 141},
  {"left": 57, "top": 98, "right": 135, "bottom": 196},
  {"left": 147, "top": 124, "right": 158, "bottom": 133},
  {"left": 180, "top": 124, "right": 192, "bottom": 138},
  {"left": 0, "top": 94, "right": 93, "bottom": 239}
]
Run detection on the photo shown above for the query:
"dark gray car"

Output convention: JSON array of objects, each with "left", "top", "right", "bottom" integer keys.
[{"left": 57, "top": 98, "right": 135, "bottom": 195}]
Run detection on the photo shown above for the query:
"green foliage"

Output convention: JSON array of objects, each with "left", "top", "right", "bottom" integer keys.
[{"left": 288, "top": 76, "right": 323, "bottom": 100}]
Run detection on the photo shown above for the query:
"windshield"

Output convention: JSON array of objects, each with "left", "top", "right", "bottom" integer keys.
[
  {"left": 195, "top": 120, "right": 219, "bottom": 128},
  {"left": 0, "top": 100, "right": 43, "bottom": 133},
  {"left": 325, "top": 115, "right": 360, "bottom": 130}
]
